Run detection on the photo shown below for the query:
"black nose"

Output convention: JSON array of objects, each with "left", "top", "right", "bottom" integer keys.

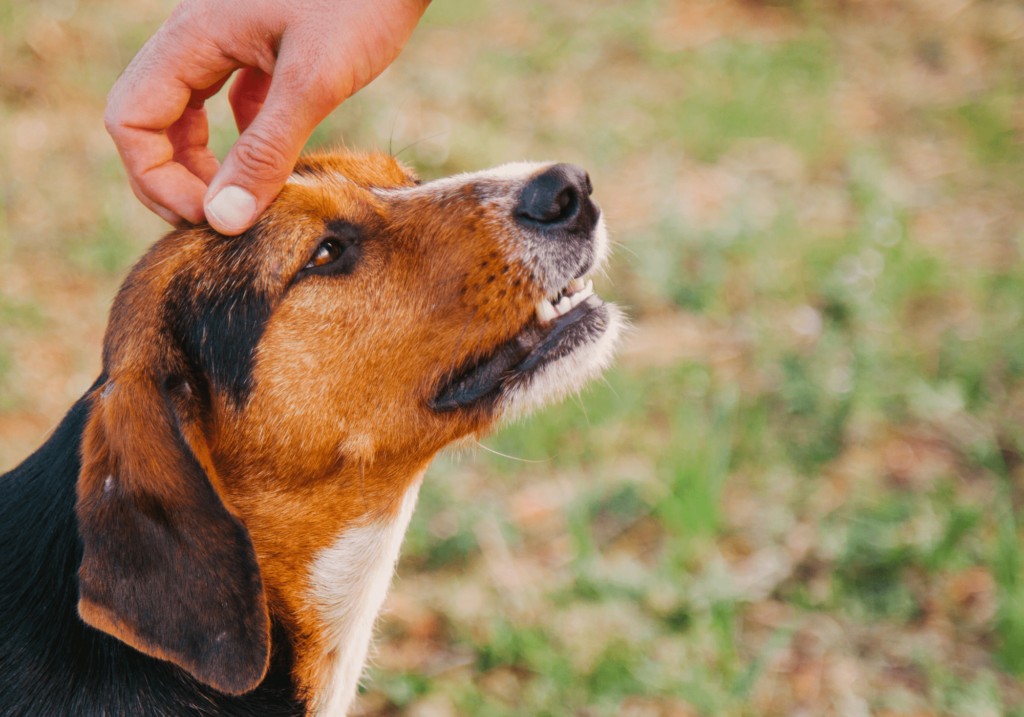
[{"left": 515, "top": 164, "right": 594, "bottom": 228}]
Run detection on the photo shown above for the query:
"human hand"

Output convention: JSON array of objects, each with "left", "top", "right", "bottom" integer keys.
[{"left": 105, "top": 0, "right": 430, "bottom": 235}]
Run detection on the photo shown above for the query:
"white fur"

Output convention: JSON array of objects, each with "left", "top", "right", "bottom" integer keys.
[
  {"left": 307, "top": 474, "right": 424, "bottom": 716},
  {"left": 500, "top": 301, "right": 624, "bottom": 422},
  {"left": 292, "top": 162, "right": 547, "bottom": 195},
  {"left": 498, "top": 201, "right": 620, "bottom": 420},
  {"left": 424, "top": 160, "right": 552, "bottom": 187},
  {"left": 373, "top": 161, "right": 552, "bottom": 198},
  {"left": 591, "top": 214, "right": 611, "bottom": 278}
]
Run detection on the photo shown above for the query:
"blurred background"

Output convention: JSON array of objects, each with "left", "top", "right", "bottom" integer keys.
[{"left": 2, "top": 0, "right": 1024, "bottom": 714}]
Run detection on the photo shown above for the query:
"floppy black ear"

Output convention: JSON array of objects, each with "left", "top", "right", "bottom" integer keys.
[{"left": 75, "top": 374, "right": 270, "bottom": 695}]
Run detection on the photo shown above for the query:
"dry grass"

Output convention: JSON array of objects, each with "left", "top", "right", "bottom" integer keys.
[{"left": 3, "top": 0, "right": 1024, "bottom": 714}]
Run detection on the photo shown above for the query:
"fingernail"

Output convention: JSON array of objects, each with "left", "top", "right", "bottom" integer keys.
[{"left": 206, "top": 185, "right": 257, "bottom": 232}]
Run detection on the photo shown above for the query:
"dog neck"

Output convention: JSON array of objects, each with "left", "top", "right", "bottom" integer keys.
[
  {"left": 219, "top": 451, "right": 431, "bottom": 715},
  {"left": 303, "top": 470, "right": 424, "bottom": 715}
]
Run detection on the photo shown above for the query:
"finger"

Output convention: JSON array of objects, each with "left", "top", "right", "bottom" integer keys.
[
  {"left": 228, "top": 67, "right": 272, "bottom": 134},
  {"left": 115, "top": 129, "right": 212, "bottom": 225},
  {"left": 167, "top": 104, "right": 222, "bottom": 186},
  {"left": 189, "top": 72, "right": 233, "bottom": 108},
  {"left": 107, "top": 83, "right": 212, "bottom": 224},
  {"left": 168, "top": 75, "right": 232, "bottom": 184},
  {"left": 126, "top": 171, "right": 183, "bottom": 226},
  {"left": 205, "top": 58, "right": 344, "bottom": 235},
  {"left": 105, "top": 26, "right": 239, "bottom": 224}
]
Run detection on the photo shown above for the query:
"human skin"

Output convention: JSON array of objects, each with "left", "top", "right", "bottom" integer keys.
[{"left": 105, "top": 0, "right": 431, "bottom": 235}]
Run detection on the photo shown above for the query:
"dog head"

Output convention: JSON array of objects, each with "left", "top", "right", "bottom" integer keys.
[{"left": 75, "top": 150, "right": 622, "bottom": 694}]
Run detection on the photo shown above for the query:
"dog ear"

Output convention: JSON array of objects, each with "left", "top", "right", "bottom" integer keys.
[{"left": 75, "top": 374, "right": 270, "bottom": 695}]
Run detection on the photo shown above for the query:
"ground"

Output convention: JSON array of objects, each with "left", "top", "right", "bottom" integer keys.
[{"left": 2, "top": 0, "right": 1024, "bottom": 715}]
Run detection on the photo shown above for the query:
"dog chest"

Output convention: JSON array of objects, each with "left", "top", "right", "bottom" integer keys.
[{"left": 305, "top": 473, "right": 424, "bottom": 715}]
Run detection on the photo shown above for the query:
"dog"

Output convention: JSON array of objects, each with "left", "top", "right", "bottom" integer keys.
[{"left": 0, "top": 150, "right": 622, "bottom": 716}]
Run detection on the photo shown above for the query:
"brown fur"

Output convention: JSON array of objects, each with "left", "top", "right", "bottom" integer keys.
[{"left": 75, "top": 149, "right": 554, "bottom": 701}]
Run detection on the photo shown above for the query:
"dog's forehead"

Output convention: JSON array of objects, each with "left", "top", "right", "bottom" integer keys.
[{"left": 289, "top": 151, "right": 418, "bottom": 190}]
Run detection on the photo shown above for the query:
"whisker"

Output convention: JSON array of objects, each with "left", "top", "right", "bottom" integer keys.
[
  {"left": 426, "top": 287, "right": 467, "bottom": 314},
  {"left": 358, "top": 460, "right": 368, "bottom": 511},
  {"left": 419, "top": 274, "right": 471, "bottom": 310},
  {"left": 388, "top": 98, "right": 409, "bottom": 158},
  {"left": 599, "top": 375, "right": 622, "bottom": 403},
  {"left": 571, "top": 390, "right": 591, "bottom": 428},
  {"left": 473, "top": 314, "right": 490, "bottom": 363},
  {"left": 475, "top": 440, "right": 552, "bottom": 463},
  {"left": 394, "top": 129, "right": 451, "bottom": 160},
  {"left": 395, "top": 272, "right": 471, "bottom": 314},
  {"left": 609, "top": 238, "right": 639, "bottom": 259}
]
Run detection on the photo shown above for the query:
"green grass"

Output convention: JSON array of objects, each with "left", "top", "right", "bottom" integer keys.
[
  {"left": 0, "top": 346, "right": 14, "bottom": 412},
  {"left": 0, "top": 296, "right": 45, "bottom": 410},
  {"left": 955, "top": 97, "right": 1023, "bottom": 167},
  {"left": 662, "top": 38, "right": 837, "bottom": 162},
  {"left": 4, "top": 0, "right": 1024, "bottom": 713}
]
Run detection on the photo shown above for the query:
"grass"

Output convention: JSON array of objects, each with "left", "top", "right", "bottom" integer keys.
[
  {"left": 3, "top": 0, "right": 1024, "bottom": 714},
  {"left": 663, "top": 38, "right": 837, "bottom": 162}
]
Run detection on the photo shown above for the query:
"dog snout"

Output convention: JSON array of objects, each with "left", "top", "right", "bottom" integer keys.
[{"left": 514, "top": 164, "right": 597, "bottom": 235}]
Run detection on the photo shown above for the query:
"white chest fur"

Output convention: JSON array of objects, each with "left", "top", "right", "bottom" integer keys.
[{"left": 307, "top": 474, "right": 424, "bottom": 716}]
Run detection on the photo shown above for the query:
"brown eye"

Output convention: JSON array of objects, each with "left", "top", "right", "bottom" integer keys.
[
  {"left": 306, "top": 240, "right": 342, "bottom": 269},
  {"left": 294, "top": 223, "right": 362, "bottom": 281}
]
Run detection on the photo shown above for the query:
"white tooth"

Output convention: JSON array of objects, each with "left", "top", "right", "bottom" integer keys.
[
  {"left": 568, "top": 277, "right": 585, "bottom": 293},
  {"left": 556, "top": 296, "right": 572, "bottom": 315},
  {"left": 536, "top": 300, "right": 558, "bottom": 323},
  {"left": 585, "top": 279, "right": 593, "bottom": 293},
  {"left": 569, "top": 290, "right": 587, "bottom": 308}
]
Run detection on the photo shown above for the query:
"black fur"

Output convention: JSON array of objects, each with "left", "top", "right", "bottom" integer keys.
[
  {"left": 165, "top": 229, "right": 275, "bottom": 409},
  {"left": 76, "top": 374, "right": 272, "bottom": 695},
  {"left": 0, "top": 382, "right": 306, "bottom": 717}
]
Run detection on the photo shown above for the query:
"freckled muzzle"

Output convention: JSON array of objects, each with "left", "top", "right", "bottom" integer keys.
[
  {"left": 430, "top": 163, "right": 618, "bottom": 415},
  {"left": 513, "top": 163, "right": 602, "bottom": 293}
]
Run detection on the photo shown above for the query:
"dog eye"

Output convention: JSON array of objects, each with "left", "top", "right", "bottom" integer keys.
[
  {"left": 306, "top": 240, "right": 342, "bottom": 269},
  {"left": 297, "top": 234, "right": 361, "bottom": 279},
  {"left": 294, "top": 223, "right": 362, "bottom": 282}
]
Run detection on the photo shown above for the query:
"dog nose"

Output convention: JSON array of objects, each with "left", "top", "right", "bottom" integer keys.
[{"left": 515, "top": 164, "right": 594, "bottom": 230}]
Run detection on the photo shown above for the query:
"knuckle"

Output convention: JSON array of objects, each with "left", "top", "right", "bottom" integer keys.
[
  {"left": 230, "top": 137, "right": 291, "bottom": 183},
  {"left": 318, "top": 78, "right": 352, "bottom": 111},
  {"left": 295, "top": 69, "right": 351, "bottom": 117},
  {"left": 102, "top": 109, "right": 118, "bottom": 137},
  {"left": 103, "top": 92, "right": 125, "bottom": 137}
]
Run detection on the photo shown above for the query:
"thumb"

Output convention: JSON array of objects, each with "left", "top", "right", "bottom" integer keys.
[{"left": 203, "top": 67, "right": 341, "bottom": 235}]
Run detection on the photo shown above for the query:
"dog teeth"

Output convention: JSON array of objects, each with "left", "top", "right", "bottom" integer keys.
[
  {"left": 569, "top": 283, "right": 594, "bottom": 308},
  {"left": 568, "top": 277, "right": 585, "bottom": 293},
  {"left": 535, "top": 282, "right": 597, "bottom": 324},
  {"left": 536, "top": 300, "right": 558, "bottom": 323}
]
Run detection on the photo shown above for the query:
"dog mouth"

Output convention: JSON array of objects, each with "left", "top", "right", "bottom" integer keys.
[{"left": 430, "top": 273, "right": 610, "bottom": 413}]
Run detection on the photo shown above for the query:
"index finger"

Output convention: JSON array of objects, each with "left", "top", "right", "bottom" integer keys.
[{"left": 105, "top": 27, "right": 240, "bottom": 224}]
